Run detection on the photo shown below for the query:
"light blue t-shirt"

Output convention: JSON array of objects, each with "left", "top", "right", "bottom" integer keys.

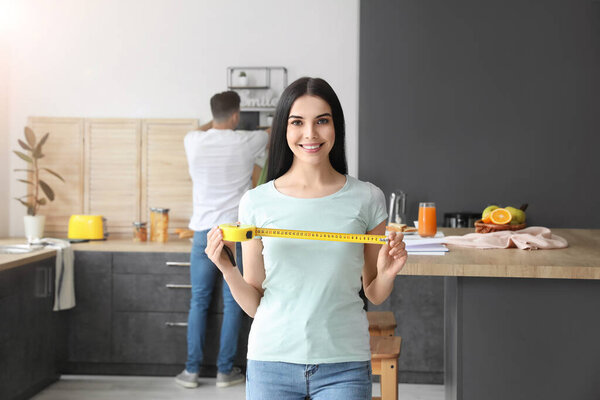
[{"left": 238, "top": 175, "right": 387, "bottom": 364}]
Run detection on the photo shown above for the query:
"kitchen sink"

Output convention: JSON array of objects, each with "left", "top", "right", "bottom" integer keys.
[{"left": 0, "top": 244, "right": 41, "bottom": 254}]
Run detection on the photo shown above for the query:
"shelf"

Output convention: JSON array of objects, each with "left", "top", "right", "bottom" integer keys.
[
  {"left": 229, "top": 86, "right": 269, "bottom": 90},
  {"left": 227, "top": 67, "right": 287, "bottom": 114},
  {"left": 240, "top": 107, "right": 276, "bottom": 112},
  {"left": 226, "top": 67, "right": 287, "bottom": 91}
]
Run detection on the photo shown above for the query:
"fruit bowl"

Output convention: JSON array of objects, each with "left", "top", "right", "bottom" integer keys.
[{"left": 474, "top": 220, "right": 526, "bottom": 233}]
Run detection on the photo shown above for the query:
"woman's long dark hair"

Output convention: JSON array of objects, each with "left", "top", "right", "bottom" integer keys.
[{"left": 266, "top": 77, "right": 347, "bottom": 182}]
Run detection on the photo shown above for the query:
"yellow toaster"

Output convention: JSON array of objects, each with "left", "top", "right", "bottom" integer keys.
[{"left": 68, "top": 215, "right": 106, "bottom": 240}]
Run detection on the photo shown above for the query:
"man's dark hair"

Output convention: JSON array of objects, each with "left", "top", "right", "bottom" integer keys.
[
  {"left": 210, "top": 91, "right": 241, "bottom": 122},
  {"left": 267, "top": 77, "right": 347, "bottom": 182}
]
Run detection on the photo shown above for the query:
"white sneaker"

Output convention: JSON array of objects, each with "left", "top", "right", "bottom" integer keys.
[
  {"left": 175, "top": 369, "right": 199, "bottom": 388},
  {"left": 216, "top": 367, "right": 245, "bottom": 387}
]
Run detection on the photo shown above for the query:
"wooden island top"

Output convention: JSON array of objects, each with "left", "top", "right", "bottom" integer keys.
[
  {"left": 2, "top": 228, "right": 599, "bottom": 279},
  {"left": 403, "top": 228, "right": 600, "bottom": 280}
]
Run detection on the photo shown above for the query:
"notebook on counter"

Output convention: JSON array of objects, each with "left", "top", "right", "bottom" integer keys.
[{"left": 403, "top": 232, "right": 448, "bottom": 255}]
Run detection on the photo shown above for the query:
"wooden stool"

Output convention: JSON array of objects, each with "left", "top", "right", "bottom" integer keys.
[
  {"left": 370, "top": 335, "right": 402, "bottom": 400},
  {"left": 367, "top": 311, "right": 397, "bottom": 337}
]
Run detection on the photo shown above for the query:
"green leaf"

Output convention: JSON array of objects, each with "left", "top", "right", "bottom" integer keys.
[
  {"left": 24, "top": 127, "right": 36, "bottom": 147},
  {"left": 13, "top": 168, "right": 34, "bottom": 173},
  {"left": 37, "top": 198, "right": 47, "bottom": 205},
  {"left": 32, "top": 145, "right": 43, "bottom": 159},
  {"left": 13, "top": 150, "right": 33, "bottom": 163},
  {"left": 35, "top": 132, "right": 50, "bottom": 153},
  {"left": 18, "top": 139, "right": 32, "bottom": 151},
  {"left": 42, "top": 167, "right": 65, "bottom": 182},
  {"left": 39, "top": 179, "right": 55, "bottom": 201},
  {"left": 14, "top": 198, "right": 34, "bottom": 209},
  {"left": 17, "top": 179, "right": 34, "bottom": 185}
]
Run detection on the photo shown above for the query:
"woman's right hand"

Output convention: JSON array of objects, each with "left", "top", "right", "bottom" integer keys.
[{"left": 205, "top": 226, "right": 236, "bottom": 273}]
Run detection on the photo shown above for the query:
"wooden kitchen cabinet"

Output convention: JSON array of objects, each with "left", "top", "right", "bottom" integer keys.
[
  {"left": 65, "top": 250, "right": 249, "bottom": 377},
  {"left": 0, "top": 257, "right": 67, "bottom": 400},
  {"left": 27, "top": 117, "right": 199, "bottom": 237},
  {"left": 67, "top": 251, "right": 112, "bottom": 363},
  {"left": 27, "top": 117, "right": 85, "bottom": 237},
  {"left": 84, "top": 119, "right": 142, "bottom": 235},
  {"left": 110, "top": 251, "right": 217, "bottom": 373},
  {"left": 141, "top": 119, "right": 197, "bottom": 231}
]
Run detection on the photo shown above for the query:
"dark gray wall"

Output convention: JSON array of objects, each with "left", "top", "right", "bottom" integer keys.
[
  {"left": 359, "top": 0, "right": 600, "bottom": 228},
  {"left": 360, "top": 0, "right": 600, "bottom": 385}
]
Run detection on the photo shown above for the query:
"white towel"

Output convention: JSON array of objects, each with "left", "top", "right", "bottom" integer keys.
[{"left": 43, "top": 238, "right": 76, "bottom": 311}]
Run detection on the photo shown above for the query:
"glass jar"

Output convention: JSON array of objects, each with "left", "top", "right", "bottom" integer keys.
[
  {"left": 150, "top": 208, "right": 169, "bottom": 242},
  {"left": 133, "top": 222, "right": 147, "bottom": 242}
]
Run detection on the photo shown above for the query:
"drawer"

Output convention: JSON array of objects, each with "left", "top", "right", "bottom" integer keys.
[
  {"left": 113, "top": 252, "right": 190, "bottom": 275},
  {"left": 111, "top": 311, "right": 221, "bottom": 365},
  {"left": 113, "top": 273, "right": 192, "bottom": 312}
]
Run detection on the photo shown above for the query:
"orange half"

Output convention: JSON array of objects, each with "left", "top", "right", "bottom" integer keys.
[{"left": 490, "top": 208, "right": 512, "bottom": 225}]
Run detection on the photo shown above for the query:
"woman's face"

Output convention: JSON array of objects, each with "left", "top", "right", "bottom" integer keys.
[{"left": 286, "top": 95, "right": 335, "bottom": 166}]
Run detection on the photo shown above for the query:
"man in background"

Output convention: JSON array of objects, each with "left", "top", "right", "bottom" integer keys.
[{"left": 176, "top": 91, "right": 268, "bottom": 388}]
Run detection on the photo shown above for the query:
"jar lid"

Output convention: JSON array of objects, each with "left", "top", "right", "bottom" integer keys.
[
  {"left": 150, "top": 208, "right": 170, "bottom": 213},
  {"left": 133, "top": 222, "right": 147, "bottom": 227}
]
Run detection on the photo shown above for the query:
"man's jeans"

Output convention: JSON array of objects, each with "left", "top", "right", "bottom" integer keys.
[{"left": 185, "top": 230, "right": 243, "bottom": 374}]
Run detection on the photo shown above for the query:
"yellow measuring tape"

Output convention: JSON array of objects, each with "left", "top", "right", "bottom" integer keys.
[{"left": 219, "top": 223, "right": 388, "bottom": 244}]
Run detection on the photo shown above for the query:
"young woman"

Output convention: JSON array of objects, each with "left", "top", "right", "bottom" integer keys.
[{"left": 205, "top": 77, "right": 407, "bottom": 399}]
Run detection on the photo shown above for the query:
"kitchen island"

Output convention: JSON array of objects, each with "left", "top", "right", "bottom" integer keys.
[{"left": 406, "top": 229, "right": 600, "bottom": 400}]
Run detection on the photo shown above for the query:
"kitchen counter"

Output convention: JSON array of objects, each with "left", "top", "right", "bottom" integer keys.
[
  {"left": 405, "top": 228, "right": 600, "bottom": 280},
  {"left": 69, "top": 237, "right": 193, "bottom": 253},
  {"left": 0, "top": 237, "right": 193, "bottom": 272},
  {"left": 2, "top": 229, "right": 599, "bottom": 279},
  {"left": 0, "top": 238, "right": 58, "bottom": 272}
]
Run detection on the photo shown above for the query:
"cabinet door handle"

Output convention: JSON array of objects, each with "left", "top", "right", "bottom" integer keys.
[
  {"left": 47, "top": 266, "right": 54, "bottom": 297},
  {"left": 165, "top": 322, "right": 188, "bottom": 327},
  {"left": 165, "top": 284, "right": 192, "bottom": 289},
  {"left": 35, "top": 267, "right": 48, "bottom": 298},
  {"left": 166, "top": 262, "right": 190, "bottom": 267}
]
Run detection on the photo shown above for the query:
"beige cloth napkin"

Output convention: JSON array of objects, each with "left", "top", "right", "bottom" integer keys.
[{"left": 443, "top": 227, "right": 568, "bottom": 250}]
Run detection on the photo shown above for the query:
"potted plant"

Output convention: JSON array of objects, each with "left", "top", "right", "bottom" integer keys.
[
  {"left": 13, "top": 127, "right": 65, "bottom": 243},
  {"left": 238, "top": 70, "right": 248, "bottom": 86}
]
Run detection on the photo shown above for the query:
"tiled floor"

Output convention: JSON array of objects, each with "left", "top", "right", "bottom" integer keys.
[{"left": 31, "top": 375, "right": 444, "bottom": 400}]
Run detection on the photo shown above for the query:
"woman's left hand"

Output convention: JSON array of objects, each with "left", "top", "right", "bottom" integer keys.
[{"left": 377, "top": 231, "right": 408, "bottom": 279}]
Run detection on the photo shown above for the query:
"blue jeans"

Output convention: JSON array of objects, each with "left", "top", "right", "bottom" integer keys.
[
  {"left": 246, "top": 360, "right": 372, "bottom": 400},
  {"left": 186, "top": 230, "right": 243, "bottom": 374}
]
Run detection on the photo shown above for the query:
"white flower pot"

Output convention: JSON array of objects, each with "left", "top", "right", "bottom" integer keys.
[
  {"left": 24, "top": 215, "right": 45, "bottom": 243},
  {"left": 239, "top": 76, "right": 248, "bottom": 86}
]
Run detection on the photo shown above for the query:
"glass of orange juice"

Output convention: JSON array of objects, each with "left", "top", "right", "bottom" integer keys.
[{"left": 418, "top": 202, "right": 437, "bottom": 237}]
